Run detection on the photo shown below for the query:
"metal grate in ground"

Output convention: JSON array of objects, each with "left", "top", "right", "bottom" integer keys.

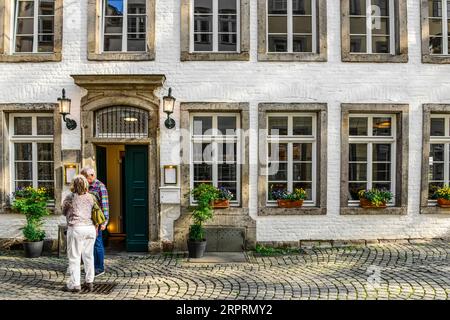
[{"left": 80, "top": 283, "right": 117, "bottom": 295}]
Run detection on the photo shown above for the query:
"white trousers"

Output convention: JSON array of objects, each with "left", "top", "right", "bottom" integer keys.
[{"left": 66, "top": 225, "right": 96, "bottom": 289}]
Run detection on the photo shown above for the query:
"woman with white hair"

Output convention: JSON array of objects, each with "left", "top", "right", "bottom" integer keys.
[{"left": 62, "top": 175, "right": 97, "bottom": 293}]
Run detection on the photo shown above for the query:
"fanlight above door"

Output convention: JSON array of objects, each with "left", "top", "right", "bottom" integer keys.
[{"left": 95, "top": 106, "right": 149, "bottom": 138}]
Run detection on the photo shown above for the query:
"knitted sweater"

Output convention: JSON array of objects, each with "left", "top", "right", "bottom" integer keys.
[{"left": 62, "top": 193, "right": 95, "bottom": 227}]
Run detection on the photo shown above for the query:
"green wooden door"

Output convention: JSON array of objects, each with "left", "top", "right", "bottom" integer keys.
[
  {"left": 96, "top": 146, "right": 107, "bottom": 186},
  {"left": 125, "top": 145, "right": 149, "bottom": 252}
]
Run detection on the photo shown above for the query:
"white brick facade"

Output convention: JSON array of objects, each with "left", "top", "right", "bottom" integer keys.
[{"left": 1, "top": 0, "right": 450, "bottom": 244}]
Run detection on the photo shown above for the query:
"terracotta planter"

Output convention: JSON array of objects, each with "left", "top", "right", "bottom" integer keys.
[
  {"left": 437, "top": 198, "right": 450, "bottom": 208},
  {"left": 359, "top": 198, "right": 386, "bottom": 209},
  {"left": 277, "top": 199, "right": 304, "bottom": 208},
  {"left": 212, "top": 199, "right": 230, "bottom": 209}
]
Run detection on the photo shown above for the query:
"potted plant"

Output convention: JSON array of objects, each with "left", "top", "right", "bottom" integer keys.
[
  {"left": 186, "top": 184, "right": 219, "bottom": 258},
  {"left": 358, "top": 189, "right": 393, "bottom": 208},
  {"left": 12, "top": 187, "right": 50, "bottom": 258},
  {"left": 432, "top": 185, "right": 450, "bottom": 207},
  {"left": 272, "top": 188, "right": 307, "bottom": 208},
  {"left": 212, "top": 187, "right": 233, "bottom": 209}
]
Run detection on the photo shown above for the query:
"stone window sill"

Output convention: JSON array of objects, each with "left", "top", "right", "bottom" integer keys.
[
  {"left": 258, "top": 52, "right": 327, "bottom": 62},
  {"left": 0, "top": 53, "right": 61, "bottom": 63},
  {"left": 420, "top": 206, "right": 450, "bottom": 214},
  {"left": 87, "top": 52, "right": 155, "bottom": 61},
  {"left": 342, "top": 53, "right": 408, "bottom": 63},
  {"left": 258, "top": 207, "right": 326, "bottom": 216},
  {"left": 180, "top": 51, "right": 249, "bottom": 61},
  {"left": 422, "top": 54, "right": 450, "bottom": 64},
  {"left": 340, "top": 207, "right": 407, "bottom": 215},
  {"left": 181, "top": 206, "right": 247, "bottom": 216}
]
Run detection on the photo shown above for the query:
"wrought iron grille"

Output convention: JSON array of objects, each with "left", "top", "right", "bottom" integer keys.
[{"left": 95, "top": 106, "right": 149, "bottom": 138}]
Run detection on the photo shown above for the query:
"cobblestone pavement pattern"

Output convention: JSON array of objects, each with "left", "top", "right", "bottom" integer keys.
[{"left": 0, "top": 241, "right": 449, "bottom": 300}]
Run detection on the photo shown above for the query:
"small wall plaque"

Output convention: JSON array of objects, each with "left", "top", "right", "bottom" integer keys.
[
  {"left": 163, "top": 165, "right": 178, "bottom": 185},
  {"left": 64, "top": 164, "right": 79, "bottom": 185}
]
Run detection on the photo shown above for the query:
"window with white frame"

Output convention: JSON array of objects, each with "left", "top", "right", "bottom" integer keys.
[
  {"left": 102, "top": 0, "right": 147, "bottom": 52},
  {"left": 348, "top": 114, "right": 396, "bottom": 204},
  {"left": 349, "top": 0, "right": 395, "bottom": 54},
  {"left": 267, "top": 0, "right": 317, "bottom": 53},
  {"left": 428, "top": 115, "right": 450, "bottom": 199},
  {"left": 13, "top": 0, "right": 55, "bottom": 53},
  {"left": 190, "top": 114, "right": 241, "bottom": 204},
  {"left": 266, "top": 114, "right": 317, "bottom": 205},
  {"left": 9, "top": 114, "right": 54, "bottom": 198},
  {"left": 428, "top": 0, "right": 450, "bottom": 55},
  {"left": 191, "top": 0, "right": 240, "bottom": 52}
]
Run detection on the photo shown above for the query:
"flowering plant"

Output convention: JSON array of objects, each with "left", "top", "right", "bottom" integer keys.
[
  {"left": 432, "top": 185, "right": 450, "bottom": 200},
  {"left": 358, "top": 188, "right": 393, "bottom": 207},
  {"left": 217, "top": 187, "right": 233, "bottom": 200},
  {"left": 271, "top": 188, "right": 307, "bottom": 201}
]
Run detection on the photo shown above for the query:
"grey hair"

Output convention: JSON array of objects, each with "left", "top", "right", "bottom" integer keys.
[
  {"left": 80, "top": 167, "right": 95, "bottom": 177},
  {"left": 70, "top": 175, "right": 89, "bottom": 195}
]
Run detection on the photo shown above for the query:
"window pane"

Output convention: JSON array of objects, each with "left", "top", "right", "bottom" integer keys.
[
  {"left": 105, "top": 17, "right": 123, "bottom": 33},
  {"left": 293, "top": 182, "right": 312, "bottom": 200},
  {"left": 349, "top": 144, "right": 367, "bottom": 161},
  {"left": 128, "top": 0, "right": 146, "bottom": 14},
  {"left": 38, "top": 162, "right": 54, "bottom": 180},
  {"left": 350, "top": 17, "right": 366, "bottom": 34},
  {"left": 371, "top": 0, "right": 389, "bottom": 16},
  {"left": 218, "top": 0, "right": 237, "bottom": 14},
  {"left": 372, "top": 36, "right": 390, "bottom": 53},
  {"left": 349, "top": 182, "right": 366, "bottom": 200},
  {"left": 217, "top": 182, "right": 237, "bottom": 200},
  {"left": 430, "top": 163, "right": 444, "bottom": 180},
  {"left": 268, "top": 182, "right": 287, "bottom": 200},
  {"left": 193, "top": 143, "right": 213, "bottom": 162},
  {"left": 372, "top": 17, "right": 389, "bottom": 35},
  {"left": 430, "top": 118, "right": 445, "bottom": 136},
  {"left": 293, "top": 35, "right": 312, "bottom": 52},
  {"left": 268, "top": 35, "right": 288, "bottom": 52},
  {"left": 268, "top": 143, "right": 288, "bottom": 161},
  {"left": 268, "top": 0, "right": 287, "bottom": 14},
  {"left": 105, "top": 0, "right": 124, "bottom": 15},
  {"left": 38, "top": 34, "right": 54, "bottom": 52},
  {"left": 39, "top": 0, "right": 54, "bottom": 15},
  {"left": 15, "top": 143, "right": 32, "bottom": 161},
  {"left": 429, "top": 181, "right": 443, "bottom": 198},
  {"left": 293, "top": 0, "right": 311, "bottom": 15},
  {"left": 104, "top": 35, "right": 122, "bottom": 51},
  {"left": 218, "top": 34, "right": 237, "bottom": 51},
  {"left": 373, "top": 117, "right": 391, "bottom": 136},
  {"left": 218, "top": 164, "right": 236, "bottom": 181},
  {"left": 37, "top": 143, "right": 53, "bottom": 161},
  {"left": 293, "top": 117, "right": 312, "bottom": 135},
  {"left": 15, "top": 36, "right": 34, "bottom": 52},
  {"left": 430, "top": 36, "right": 443, "bottom": 54},
  {"left": 268, "top": 162, "right": 288, "bottom": 181},
  {"left": 429, "top": 18, "right": 443, "bottom": 36},
  {"left": 373, "top": 144, "right": 391, "bottom": 161},
  {"left": 218, "top": 143, "right": 236, "bottom": 163},
  {"left": 268, "top": 16, "right": 287, "bottom": 34},
  {"left": 38, "top": 16, "right": 54, "bottom": 33},
  {"left": 429, "top": 0, "right": 442, "bottom": 17},
  {"left": 127, "top": 34, "right": 146, "bottom": 51},
  {"left": 372, "top": 182, "right": 391, "bottom": 191},
  {"left": 194, "top": 0, "right": 213, "bottom": 14},
  {"left": 350, "top": 35, "right": 367, "bottom": 52},
  {"left": 16, "top": 181, "right": 33, "bottom": 191},
  {"left": 217, "top": 116, "right": 237, "bottom": 135},
  {"left": 219, "top": 15, "right": 236, "bottom": 32},
  {"left": 128, "top": 16, "right": 146, "bottom": 33},
  {"left": 14, "top": 117, "right": 32, "bottom": 135},
  {"left": 194, "top": 164, "right": 213, "bottom": 181},
  {"left": 194, "top": 34, "right": 213, "bottom": 51},
  {"left": 17, "top": 18, "right": 34, "bottom": 34},
  {"left": 293, "top": 16, "right": 312, "bottom": 33},
  {"left": 193, "top": 116, "right": 212, "bottom": 135},
  {"left": 349, "top": 163, "right": 367, "bottom": 181},
  {"left": 430, "top": 144, "right": 444, "bottom": 161},
  {"left": 350, "top": 0, "right": 366, "bottom": 16},
  {"left": 16, "top": 162, "right": 33, "bottom": 180},
  {"left": 18, "top": 1, "right": 34, "bottom": 17},
  {"left": 293, "top": 163, "right": 312, "bottom": 181},
  {"left": 349, "top": 117, "right": 368, "bottom": 136},
  {"left": 38, "top": 181, "right": 54, "bottom": 197},
  {"left": 268, "top": 117, "right": 288, "bottom": 135},
  {"left": 373, "top": 163, "right": 391, "bottom": 181},
  {"left": 293, "top": 143, "right": 312, "bottom": 161},
  {"left": 194, "top": 15, "right": 212, "bottom": 32}
]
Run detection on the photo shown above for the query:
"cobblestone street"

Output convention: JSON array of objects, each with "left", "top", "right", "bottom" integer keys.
[{"left": 0, "top": 241, "right": 449, "bottom": 300}]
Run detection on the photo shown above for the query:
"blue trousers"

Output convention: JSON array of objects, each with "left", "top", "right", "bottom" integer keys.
[{"left": 94, "top": 227, "right": 104, "bottom": 273}]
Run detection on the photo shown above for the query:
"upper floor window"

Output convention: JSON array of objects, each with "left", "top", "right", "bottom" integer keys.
[
  {"left": 267, "top": 0, "right": 317, "bottom": 53},
  {"left": 191, "top": 0, "right": 240, "bottom": 52},
  {"left": 13, "top": 0, "right": 55, "bottom": 53},
  {"left": 428, "top": 0, "right": 450, "bottom": 55},
  {"left": 102, "top": 0, "right": 147, "bottom": 52}
]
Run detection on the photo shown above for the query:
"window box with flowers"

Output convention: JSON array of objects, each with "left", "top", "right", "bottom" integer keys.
[
  {"left": 358, "top": 189, "right": 393, "bottom": 209},
  {"left": 431, "top": 186, "right": 450, "bottom": 208},
  {"left": 212, "top": 187, "right": 234, "bottom": 209},
  {"left": 271, "top": 188, "right": 307, "bottom": 208}
]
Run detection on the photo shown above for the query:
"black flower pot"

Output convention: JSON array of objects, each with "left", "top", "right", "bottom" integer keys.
[
  {"left": 187, "top": 240, "right": 207, "bottom": 258},
  {"left": 23, "top": 241, "right": 44, "bottom": 258}
]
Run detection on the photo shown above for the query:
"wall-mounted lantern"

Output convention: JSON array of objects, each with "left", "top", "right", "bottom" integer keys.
[
  {"left": 163, "top": 87, "right": 176, "bottom": 129},
  {"left": 58, "top": 89, "right": 77, "bottom": 130}
]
